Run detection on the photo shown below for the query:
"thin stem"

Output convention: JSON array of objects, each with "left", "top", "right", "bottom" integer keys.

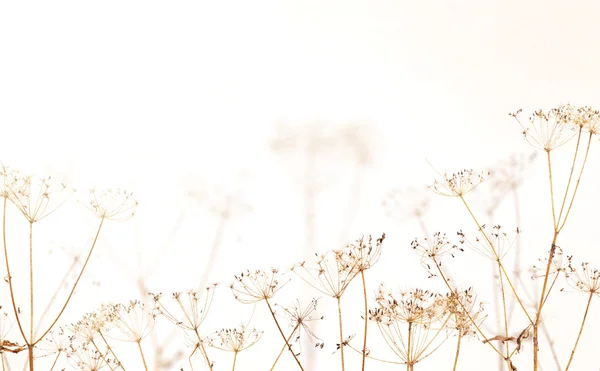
[
  {"left": 556, "top": 130, "right": 582, "bottom": 225},
  {"left": 360, "top": 270, "right": 368, "bottom": 371},
  {"left": 34, "top": 217, "right": 105, "bottom": 346},
  {"left": 406, "top": 321, "right": 412, "bottom": 371},
  {"left": 564, "top": 292, "right": 594, "bottom": 371},
  {"left": 533, "top": 235, "right": 558, "bottom": 371},
  {"left": 546, "top": 150, "right": 558, "bottom": 230},
  {"left": 91, "top": 339, "right": 116, "bottom": 371},
  {"left": 99, "top": 331, "right": 125, "bottom": 370},
  {"left": 193, "top": 328, "right": 213, "bottom": 371},
  {"left": 29, "top": 222, "right": 34, "bottom": 343},
  {"left": 459, "top": 196, "right": 533, "bottom": 324},
  {"left": 337, "top": 296, "right": 346, "bottom": 371},
  {"left": 431, "top": 257, "right": 504, "bottom": 358},
  {"left": 137, "top": 341, "right": 149, "bottom": 371},
  {"left": 231, "top": 351, "right": 238, "bottom": 371},
  {"left": 48, "top": 352, "right": 61, "bottom": 371},
  {"left": 558, "top": 133, "right": 592, "bottom": 233},
  {"left": 452, "top": 335, "right": 461, "bottom": 371},
  {"left": 265, "top": 298, "right": 304, "bottom": 371},
  {"left": 270, "top": 323, "right": 300, "bottom": 371},
  {"left": 34, "top": 256, "right": 79, "bottom": 339},
  {"left": 2, "top": 198, "right": 28, "bottom": 343},
  {"left": 497, "top": 260, "right": 511, "bottom": 371}
]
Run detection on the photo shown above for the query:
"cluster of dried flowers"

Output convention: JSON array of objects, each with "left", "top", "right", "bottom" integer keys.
[{"left": 2, "top": 103, "right": 600, "bottom": 370}]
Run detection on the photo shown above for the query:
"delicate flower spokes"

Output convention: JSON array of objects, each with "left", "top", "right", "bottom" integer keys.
[
  {"left": 83, "top": 188, "right": 138, "bottom": 221},
  {"left": 458, "top": 224, "right": 519, "bottom": 261},
  {"left": 206, "top": 325, "right": 263, "bottom": 353},
  {"left": 565, "top": 259, "right": 600, "bottom": 295},
  {"left": 510, "top": 106, "right": 577, "bottom": 151},
  {"left": 430, "top": 169, "right": 487, "bottom": 197},
  {"left": 151, "top": 284, "right": 217, "bottom": 331}
]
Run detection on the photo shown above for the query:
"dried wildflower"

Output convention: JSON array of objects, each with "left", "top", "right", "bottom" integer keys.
[
  {"left": 532, "top": 246, "right": 566, "bottom": 279},
  {"left": 411, "top": 232, "right": 462, "bottom": 277},
  {"left": 206, "top": 325, "right": 263, "bottom": 353},
  {"left": 457, "top": 224, "right": 519, "bottom": 261},
  {"left": 66, "top": 342, "right": 116, "bottom": 371},
  {"left": 37, "top": 326, "right": 70, "bottom": 358},
  {"left": 83, "top": 188, "right": 138, "bottom": 221},
  {"left": 382, "top": 186, "right": 431, "bottom": 221},
  {"left": 510, "top": 106, "right": 576, "bottom": 151},
  {"left": 275, "top": 298, "right": 324, "bottom": 351},
  {"left": 291, "top": 249, "right": 360, "bottom": 299},
  {"left": 430, "top": 169, "right": 487, "bottom": 198},
  {"left": 108, "top": 300, "right": 155, "bottom": 343},
  {"left": 369, "top": 285, "right": 449, "bottom": 366},
  {"left": 445, "top": 288, "right": 486, "bottom": 338},
  {"left": 151, "top": 284, "right": 217, "bottom": 331},
  {"left": 565, "top": 260, "right": 600, "bottom": 295},
  {"left": 230, "top": 268, "right": 289, "bottom": 304},
  {"left": 7, "top": 172, "right": 72, "bottom": 223},
  {"left": 340, "top": 234, "right": 385, "bottom": 272},
  {"left": 0, "top": 164, "right": 25, "bottom": 199},
  {"left": 556, "top": 104, "right": 600, "bottom": 134},
  {"left": 71, "top": 305, "right": 116, "bottom": 344}
]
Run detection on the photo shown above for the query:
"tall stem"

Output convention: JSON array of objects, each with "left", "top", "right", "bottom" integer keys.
[
  {"left": 564, "top": 292, "right": 594, "bottom": 371},
  {"left": 2, "top": 199, "right": 27, "bottom": 343},
  {"left": 28, "top": 222, "right": 34, "bottom": 371},
  {"left": 406, "top": 321, "right": 412, "bottom": 371},
  {"left": 270, "top": 323, "right": 299, "bottom": 371},
  {"left": 360, "top": 271, "right": 368, "bottom": 371},
  {"left": 34, "top": 217, "right": 105, "bottom": 345},
  {"left": 460, "top": 196, "right": 532, "bottom": 324},
  {"left": 265, "top": 298, "right": 304, "bottom": 370},
  {"left": 193, "top": 328, "right": 213, "bottom": 371},
  {"left": 137, "top": 341, "right": 149, "bottom": 371},
  {"left": 452, "top": 335, "right": 461, "bottom": 371},
  {"left": 231, "top": 351, "right": 238, "bottom": 371},
  {"left": 337, "top": 296, "right": 346, "bottom": 371}
]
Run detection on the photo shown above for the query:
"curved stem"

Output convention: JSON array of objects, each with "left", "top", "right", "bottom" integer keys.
[
  {"left": 265, "top": 298, "right": 304, "bottom": 371},
  {"left": 564, "top": 292, "right": 593, "bottom": 371},
  {"left": 2, "top": 198, "right": 28, "bottom": 343},
  {"left": 34, "top": 217, "right": 105, "bottom": 346}
]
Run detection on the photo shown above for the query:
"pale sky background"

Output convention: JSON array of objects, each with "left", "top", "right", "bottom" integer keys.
[{"left": 1, "top": 1, "right": 600, "bottom": 370}]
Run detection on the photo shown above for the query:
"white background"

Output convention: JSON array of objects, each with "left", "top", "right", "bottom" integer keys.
[{"left": 1, "top": 1, "right": 600, "bottom": 370}]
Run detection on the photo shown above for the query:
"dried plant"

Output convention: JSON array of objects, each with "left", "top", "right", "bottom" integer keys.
[
  {"left": 368, "top": 286, "right": 450, "bottom": 370},
  {"left": 151, "top": 284, "right": 217, "bottom": 371}
]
